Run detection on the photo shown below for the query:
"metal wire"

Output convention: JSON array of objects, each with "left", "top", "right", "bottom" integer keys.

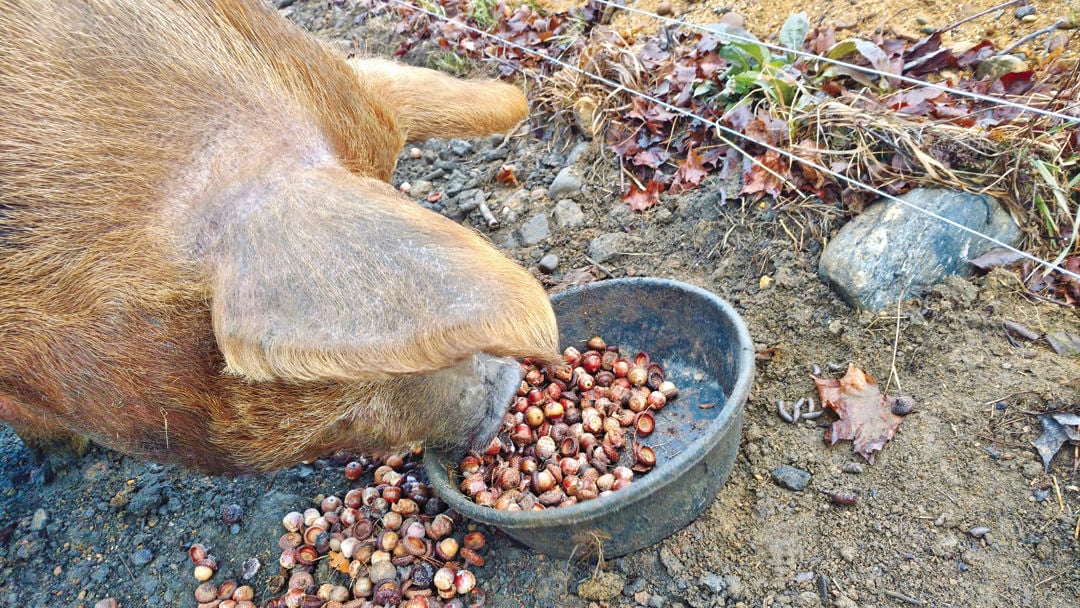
[
  {"left": 592, "top": 0, "right": 1080, "bottom": 124},
  {"left": 383, "top": 0, "right": 1080, "bottom": 281}
]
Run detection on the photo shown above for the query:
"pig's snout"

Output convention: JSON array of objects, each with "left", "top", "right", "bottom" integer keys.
[{"left": 423, "top": 354, "right": 520, "bottom": 453}]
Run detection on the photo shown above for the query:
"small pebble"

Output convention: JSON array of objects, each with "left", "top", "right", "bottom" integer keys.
[
  {"left": 656, "top": 2, "right": 673, "bottom": 16},
  {"left": 537, "top": 254, "right": 559, "bottom": 274},
  {"left": 130, "top": 548, "right": 154, "bottom": 566},
  {"left": 241, "top": 557, "right": 260, "bottom": 581},
  {"left": 842, "top": 462, "right": 864, "bottom": 474},
  {"left": 968, "top": 526, "right": 990, "bottom": 538},
  {"left": 29, "top": 508, "right": 49, "bottom": 532},
  {"left": 1014, "top": 5, "right": 1036, "bottom": 19},
  {"left": 93, "top": 599, "right": 118, "bottom": 608},
  {"left": 771, "top": 464, "right": 811, "bottom": 491},
  {"left": 409, "top": 147, "right": 423, "bottom": 159},
  {"left": 891, "top": 395, "right": 915, "bottom": 416}
]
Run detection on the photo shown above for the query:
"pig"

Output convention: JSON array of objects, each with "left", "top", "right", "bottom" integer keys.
[{"left": 0, "top": 0, "right": 559, "bottom": 474}]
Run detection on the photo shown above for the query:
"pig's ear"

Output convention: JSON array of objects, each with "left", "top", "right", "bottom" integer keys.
[
  {"left": 348, "top": 58, "right": 528, "bottom": 142},
  {"left": 205, "top": 171, "right": 558, "bottom": 383}
]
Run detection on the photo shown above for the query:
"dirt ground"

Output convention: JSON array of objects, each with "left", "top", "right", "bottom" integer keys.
[{"left": 1, "top": 1, "right": 1079, "bottom": 608}]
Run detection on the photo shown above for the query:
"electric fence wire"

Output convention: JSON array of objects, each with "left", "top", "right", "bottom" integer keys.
[{"left": 383, "top": 0, "right": 1080, "bottom": 281}]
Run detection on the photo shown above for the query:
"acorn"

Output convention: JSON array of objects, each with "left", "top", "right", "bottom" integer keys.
[
  {"left": 433, "top": 567, "right": 455, "bottom": 592},
  {"left": 634, "top": 411, "right": 656, "bottom": 436},
  {"left": 320, "top": 495, "right": 342, "bottom": 514},
  {"left": 435, "top": 537, "right": 459, "bottom": 561},
  {"left": 281, "top": 512, "right": 304, "bottom": 533},
  {"left": 217, "top": 580, "right": 238, "bottom": 600},
  {"left": 453, "top": 569, "right": 476, "bottom": 594},
  {"left": 194, "top": 583, "right": 218, "bottom": 603},
  {"left": 288, "top": 571, "right": 314, "bottom": 591},
  {"left": 463, "top": 532, "right": 486, "bottom": 551},
  {"left": 193, "top": 565, "right": 214, "bottom": 582},
  {"left": 562, "top": 346, "right": 582, "bottom": 365},
  {"left": 344, "top": 460, "right": 364, "bottom": 480}
]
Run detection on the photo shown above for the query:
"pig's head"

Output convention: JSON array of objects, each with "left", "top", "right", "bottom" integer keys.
[{"left": 0, "top": 0, "right": 557, "bottom": 474}]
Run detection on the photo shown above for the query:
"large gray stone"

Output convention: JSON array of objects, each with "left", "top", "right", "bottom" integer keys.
[
  {"left": 819, "top": 188, "right": 1021, "bottom": 311},
  {"left": 547, "top": 166, "right": 583, "bottom": 199},
  {"left": 588, "top": 232, "right": 632, "bottom": 264},
  {"left": 519, "top": 213, "right": 550, "bottom": 246},
  {"left": 552, "top": 199, "right": 586, "bottom": 229}
]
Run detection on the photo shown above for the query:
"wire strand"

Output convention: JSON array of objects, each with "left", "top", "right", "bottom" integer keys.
[
  {"left": 383, "top": 0, "right": 1080, "bottom": 282},
  {"left": 591, "top": 0, "right": 1080, "bottom": 124}
]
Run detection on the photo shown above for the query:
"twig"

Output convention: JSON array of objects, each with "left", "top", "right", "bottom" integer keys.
[
  {"left": 884, "top": 288, "right": 906, "bottom": 395},
  {"left": 883, "top": 590, "right": 924, "bottom": 605},
  {"left": 938, "top": 0, "right": 1022, "bottom": 35},
  {"left": 583, "top": 255, "right": 614, "bottom": 278},
  {"left": 1053, "top": 475, "right": 1064, "bottom": 517},
  {"left": 477, "top": 200, "right": 499, "bottom": 228},
  {"left": 998, "top": 20, "right": 1068, "bottom": 55}
]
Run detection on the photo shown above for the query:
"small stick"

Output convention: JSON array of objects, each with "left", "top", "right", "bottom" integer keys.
[
  {"left": 478, "top": 201, "right": 499, "bottom": 228},
  {"left": 938, "top": 0, "right": 1022, "bottom": 34},
  {"left": 583, "top": 255, "right": 615, "bottom": 278},
  {"left": 883, "top": 590, "right": 924, "bottom": 606},
  {"left": 998, "top": 20, "right": 1068, "bottom": 55}
]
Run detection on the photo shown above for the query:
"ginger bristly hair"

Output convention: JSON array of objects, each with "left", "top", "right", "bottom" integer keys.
[{"left": 0, "top": 0, "right": 556, "bottom": 473}]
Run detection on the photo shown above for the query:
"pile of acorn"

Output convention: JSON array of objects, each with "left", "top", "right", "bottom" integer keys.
[
  {"left": 457, "top": 336, "right": 678, "bottom": 510},
  {"left": 192, "top": 452, "right": 489, "bottom": 608}
]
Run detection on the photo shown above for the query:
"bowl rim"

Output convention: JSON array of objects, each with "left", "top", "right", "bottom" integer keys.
[{"left": 424, "top": 277, "right": 755, "bottom": 529}]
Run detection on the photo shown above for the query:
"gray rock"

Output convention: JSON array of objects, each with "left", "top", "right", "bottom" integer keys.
[
  {"left": 126, "top": 481, "right": 166, "bottom": 517},
  {"left": 723, "top": 574, "right": 744, "bottom": 601},
  {"left": 566, "top": 141, "right": 592, "bottom": 165},
  {"left": 976, "top": 54, "right": 1027, "bottom": 81},
  {"left": 699, "top": 572, "right": 726, "bottom": 594},
  {"left": 29, "top": 509, "right": 48, "bottom": 532},
  {"left": 448, "top": 139, "right": 475, "bottom": 156},
  {"left": 658, "top": 546, "right": 685, "bottom": 574},
  {"left": 130, "top": 548, "right": 153, "bottom": 566},
  {"left": 576, "top": 570, "right": 625, "bottom": 601},
  {"left": 1014, "top": 5, "right": 1036, "bottom": 18},
  {"left": 588, "top": 232, "right": 631, "bottom": 264},
  {"left": 771, "top": 464, "right": 811, "bottom": 491},
  {"left": 553, "top": 199, "right": 586, "bottom": 229},
  {"left": 519, "top": 213, "right": 550, "bottom": 246},
  {"left": 538, "top": 254, "right": 559, "bottom": 274},
  {"left": 818, "top": 188, "right": 1021, "bottom": 311},
  {"left": 410, "top": 180, "right": 433, "bottom": 198},
  {"left": 548, "top": 167, "right": 583, "bottom": 199}
]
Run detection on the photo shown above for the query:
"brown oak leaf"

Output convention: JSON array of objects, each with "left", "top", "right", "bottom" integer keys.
[
  {"left": 814, "top": 364, "right": 905, "bottom": 464},
  {"left": 327, "top": 550, "right": 350, "bottom": 574},
  {"left": 623, "top": 179, "right": 663, "bottom": 211}
]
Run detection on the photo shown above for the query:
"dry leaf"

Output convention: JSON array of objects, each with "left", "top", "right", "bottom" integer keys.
[
  {"left": 623, "top": 179, "right": 663, "bottom": 211},
  {"left": 814, "top": 364, "right": 905, "bottom": 464},
  {"left": 327, "top": 550, "right": 350, "bottom": 574},
  {"left": 495, "top": 163, "right": 518, "bottom": 186}
]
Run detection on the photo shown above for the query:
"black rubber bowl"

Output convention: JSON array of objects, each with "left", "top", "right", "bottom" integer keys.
[{"left": 424, "top": 278, "right": 753, "bottom": 558}]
